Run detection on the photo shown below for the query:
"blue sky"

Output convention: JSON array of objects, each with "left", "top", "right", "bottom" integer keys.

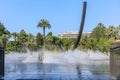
[{"left": 0, "top": 0, "right": 120, "bottom": 36}]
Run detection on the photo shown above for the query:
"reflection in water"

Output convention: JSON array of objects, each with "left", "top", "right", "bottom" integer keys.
[
  {"left": 4, "top": 61, "right": 111, "bottom": 80},
  {"left": 110, "top": 48, "right": 120, "bottom": 80}
]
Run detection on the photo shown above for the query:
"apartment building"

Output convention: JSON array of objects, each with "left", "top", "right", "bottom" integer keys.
[{"left": 58, "top": 31, "right": 91, "bottom": 38}]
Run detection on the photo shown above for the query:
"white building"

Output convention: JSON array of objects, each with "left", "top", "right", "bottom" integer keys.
[{"left": 58, "top": 31, "right": 91, "bottom": 38}]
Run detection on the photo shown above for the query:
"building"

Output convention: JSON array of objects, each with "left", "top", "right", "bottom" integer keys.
[{"left": 58, "top": 31, "right": 91, "bottom": 38}]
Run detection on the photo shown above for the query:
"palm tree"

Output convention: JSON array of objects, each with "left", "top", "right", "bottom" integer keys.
[
  {"left": 27, "top": 33, "right": 35, "bottom": 54},
  {"left": 11, "top": 32, "right": 18, "bottom": 51},
  {"left": 0, "top": 22, "right": 5, "bottom": 36},
  {"left": 90, "top": 23, "right": 106, "bottom": 40},
  {"left": 1, "top": 34, "right": 10, "bottom": 49},
  {"left": 106, "top": 26, "right": 118, "bottom": 40},
  {"left": 46, "top": 32, "right": 53, "bottom": 45},
  {"left": 36, "top": 33, "right": 43, "bottom": 48},
  {"left": 37, "top": 19, "right": 51, "bottom": 50},
  {"left": 27, "top": 33, "right": 34, "bottom": 44},
  {"left": 17, "top": 29, "right": 28, "bottom": 52},
  {"left": 0, "top": 22, "right": 10, "bottom": 48},
  {"left": 117, "top": 25, "right": 120, "bottom": 39}
]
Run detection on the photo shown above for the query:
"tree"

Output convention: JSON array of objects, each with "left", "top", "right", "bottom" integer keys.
[
  {"left": 81, "top": 37, "right": 97, "bottom": 50},
  {"left": 96, "top": 37, "right": 110, "bottom": 53},
  {"left": 117, "top": 25, "right": 120, "bottom": 39},
  {"left": 1, "top": 34, "right": 10, "bottom": 49},
  {"left": 11, "top": 32, "right": 18, "bottom": 51},
  {"left": 0, "top": 22, "right": 10, "bottom": 49},
  {"left": 27, "top": 33, "right": 36, "bottom": 54},
  {"left": 6, "top": 41, "right": 14, "bottom": 52},
  {"left": 106, "top": 25, "right": 118, "bottom": 40},
  {"left": 51, "top": 36, "right": 63, "bottom": 51},
  {"left": 47, "top": 32, "right": 52, "bottom": 36},
  {"left": 0, "top": 22, "right": 5, "bottom": 36},
  {"left": 37, "top": 19, "right": 51, "bottom": 49},
  {"left": 36, "top": 33, "right": 43, "bottom": 49},
  {"left": 17, "top": 29, "right": 28, "bottom": 52},
  {"left": 46, "top": 32, "right": 53, "bottom": 45},
  {"left": 27, "top": 33, "right": 34, "bottom": 44},
  {"left": 90, "top": 23, "right": 106, "bottom": 40}
]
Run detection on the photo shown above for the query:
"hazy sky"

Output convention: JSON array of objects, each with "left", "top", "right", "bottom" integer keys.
[{"left": 0, "top": 0, "right": 120, "bottom": 36}]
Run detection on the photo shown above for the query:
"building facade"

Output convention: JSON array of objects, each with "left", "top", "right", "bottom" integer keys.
[{"left": 58, "top": 31, "right": 91, "bottom": 38}]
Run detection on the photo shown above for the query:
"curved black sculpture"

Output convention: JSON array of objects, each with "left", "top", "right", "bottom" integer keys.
[{"left": 73, "top": 1, "right": 87, "bottom": 50}]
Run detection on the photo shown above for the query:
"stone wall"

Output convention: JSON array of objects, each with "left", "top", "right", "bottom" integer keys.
[{"left": 110, "top": 45, "right": 120, "bottom": 80}]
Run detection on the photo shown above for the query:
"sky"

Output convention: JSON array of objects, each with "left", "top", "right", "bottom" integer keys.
[{"left": 0, "top": 0, "right": 120, "bottom": 36}]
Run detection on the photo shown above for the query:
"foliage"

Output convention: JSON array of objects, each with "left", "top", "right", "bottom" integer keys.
[
  {"left": 36, "top": 33, "right": 43, "bottom": 48},
  {"left": 0, "top": 20, "right": 119, "bottom": 54},
  {"left": 27, "top": 33, "right": 37, "bottom": 53},
  {"left": 11, "top": 32, "right": 18, "bottom": 51},
  {"left": 61, "top": 38, "right": 76, "bottom": 50},
  {"left": 0, "top": 22, "right": 10, "bottom": 49},
  {"left": 90, "top": 23, "right": 106, "bottom": 39},
  {"left": 17, "top": 29, "right": 28, "bottom": 52},
  {"left": 105, "top": 25, "right": 118, "bottom": 40},
  {"left": 96, "top": 38, "right": 110, "bottom": 52},
  {"left": 6, "top": 41, "right": 15, "bottom": 53}
]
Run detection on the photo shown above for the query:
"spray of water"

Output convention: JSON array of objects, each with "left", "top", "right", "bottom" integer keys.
[
  {"left": 43, "top": 50, "right": 109, "bottom": 64},
  {"left": 5, "top": 49, "right": 109, "bottom": 64},
  {"left": 4, "top": 49, "right": 110, "bottom": 79}
]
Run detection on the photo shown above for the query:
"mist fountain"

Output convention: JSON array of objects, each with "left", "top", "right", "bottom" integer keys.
[{"left": 3, "top": 49, "right": 110, "bottom": 80}]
